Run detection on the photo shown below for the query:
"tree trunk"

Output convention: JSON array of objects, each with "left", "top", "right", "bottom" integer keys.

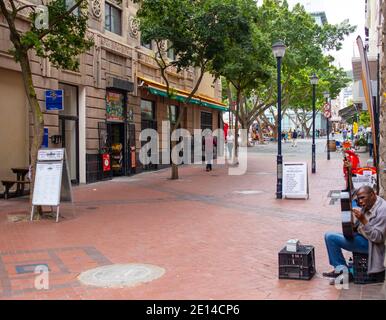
[
  {"left": 170, "top": 139, "right": 178, "bottom": 179},
  {"left": 19, "top": 51, "right": 44, "bottom": 200},
  {"left": 379, "top": 0, "right": 386, "bottom": 197},
  {"left": 255, "top": 117, "right": 265, "bottom": 144},
  {"left": 171, "top": 163, "right": 178, "bottom": 179},
  {"left": 233, "top": 90, "right": 241, "bottom": 164}
]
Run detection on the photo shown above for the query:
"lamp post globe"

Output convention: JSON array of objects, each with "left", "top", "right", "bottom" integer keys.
[
  {"left": 272, "top": 41, "right": 286, "bottom": 199},
  {"left": 310, "top": 73, "right": 318, "bottom": 173},
  {"left": 323, "top": 91, "right": 331, "bottom": 160}
]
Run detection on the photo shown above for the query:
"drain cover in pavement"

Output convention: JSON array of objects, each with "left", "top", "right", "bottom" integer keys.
[
  {"left": 234, "top": 190, "right": 263, "bottom": 195},
  {"left": 78, "top": 264, "right": 165, "bottom": 288}
]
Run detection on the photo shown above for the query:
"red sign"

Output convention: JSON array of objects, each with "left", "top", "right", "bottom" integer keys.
[
  {"left": 102, "top": 153, "right": 111, "bottom": 172},
  {"left": 130, "top": 146, "right": 136, "bottom": 168},
  {"left": 323, "top": 103, "right": 331, "bottom": 118},
  {"left": 324, "top": 110, "right": 331, "bottom": 118}
]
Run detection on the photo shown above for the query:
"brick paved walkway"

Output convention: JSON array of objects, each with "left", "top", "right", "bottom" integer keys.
[{"left": 0, "top": 143, "right": 384, "bottom": 300}]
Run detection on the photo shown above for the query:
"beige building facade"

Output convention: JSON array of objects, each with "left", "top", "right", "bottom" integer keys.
[{"left": 0, "top": 0, "right": 226, "bottom": 187}]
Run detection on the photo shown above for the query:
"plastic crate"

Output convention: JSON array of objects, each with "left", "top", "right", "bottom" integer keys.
[
  {"left": 353, "top": 252, "right": 385, "bottom": 284},
  {"left": 278, "top": 245, "right": 315, "bottom": 280}
]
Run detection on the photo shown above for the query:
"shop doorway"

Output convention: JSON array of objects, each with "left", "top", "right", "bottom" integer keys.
[
  {"left": 107, "top": 122, "right": 125, "bottom": 176},
  {"left": 59, "top": 83, "right": 79, "bottom": 184}
]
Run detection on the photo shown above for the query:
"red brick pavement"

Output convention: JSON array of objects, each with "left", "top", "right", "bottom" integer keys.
[{"left": 0, "top": 149, "right": 384, "bottom": 300}]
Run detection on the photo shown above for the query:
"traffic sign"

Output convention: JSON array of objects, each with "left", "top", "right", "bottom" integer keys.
[{"left": 324, "top": 110, "right": 331, "bottom": 118}]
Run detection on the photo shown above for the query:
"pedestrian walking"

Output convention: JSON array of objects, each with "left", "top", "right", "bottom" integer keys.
[
  {"left": 291, "top": 129, "right": 298, "bottom": 147},
  {"left": 367, "top": 129, "right": 374, "bottom": 158},
  {"left": 226, "top": 131, "right": 234, "bottom": 160},
  {"left": 342, "top": 128, "right": 348, "bottom": 140},
  {"left": 204, "top": 131, "right": 214, "bottom": 171}
]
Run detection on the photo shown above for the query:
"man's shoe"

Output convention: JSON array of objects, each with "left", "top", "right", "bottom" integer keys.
[
  {"left": 322, "top": 270, "right": 342, "bottom": 278},
  {"left": 329, "top": 273, "right": 354, "bottom": 285}
]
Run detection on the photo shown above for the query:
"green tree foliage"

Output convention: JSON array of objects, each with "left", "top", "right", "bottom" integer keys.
[
  {"left": 359, "top": 111, "right": 371, "bottom": 128},
  {"left": 135, "top": 0, "right": 253, "bottom": 176},
  {"left": 220, "top": 0, "right": 354, "bottom": 139},
  {"left": 0, "top": 0, "right": 92, "bottom": 204}
]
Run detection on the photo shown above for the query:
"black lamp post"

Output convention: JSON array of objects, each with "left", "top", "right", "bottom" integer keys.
[
  {"left": 272, "top": 40, "right": 286, "bottom": 199},
  {"left": 310, "top": 73, "right": 319, "bottom": 174},
  {"left": 323, "top": 91, "right": 330, "bottom": 160}
]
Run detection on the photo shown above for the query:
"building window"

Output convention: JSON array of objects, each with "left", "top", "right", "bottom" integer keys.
[
  {"left": 200, "top": 111, "right": 213, "bottom": 131},
  {"left": 65, "top": 0, "right": 80, "bottom": 16},
  {"left": 141, "top": 36, "right": 152, "bottom": 49},
  {"left": 141, "top": 99, "right": 155, "bottom": 120},
  {"left": 105, "top": 2, "right": 122, "bottom": 35},
  {"left": 167, "top": 41, "right": 176, "bottom": 60},
  {"left": 167, "top": 105, "right": 178, "bottom": 123}
]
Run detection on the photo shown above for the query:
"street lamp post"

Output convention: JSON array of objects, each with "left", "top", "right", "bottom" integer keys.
[
  {"left": 323, "top": 91, "right": 330, "bottom": 160},
  {"left": 272, "top": 41, "right": 286, "bottom": 199},
  {"left": 310, "top": 73, "right": 319, "bottom": 174}
]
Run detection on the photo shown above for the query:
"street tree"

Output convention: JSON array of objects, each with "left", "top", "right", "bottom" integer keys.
[
  {"left": 253, "top": 0, "right": 355, "bottom": 138},
  {"left": 211, "top": 0, "right": 274, "bottom": 156},
  {"left": 285, "top": 61, "right": 351, "bottom": 137},
  {"left": 135, "top": 0, "right": 249, "bottom": 178},
  {"left": 0, "top": 0, "right": 92, "bottom": 202}
]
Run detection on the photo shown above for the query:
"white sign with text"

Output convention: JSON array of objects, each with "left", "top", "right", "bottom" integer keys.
[
  {"left": 31, "top": 148, "right": 73, "bottom": 222},
  {"left": 283, "top": 162, "right": 309, "bottom": 199}
]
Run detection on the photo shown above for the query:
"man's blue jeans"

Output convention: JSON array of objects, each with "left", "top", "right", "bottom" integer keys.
[
  {"left": 369, "top": 143, "right": 374, "bottom": 157},
  {"left": 324, "top": 232, "right": 368, "bottom": 268}
]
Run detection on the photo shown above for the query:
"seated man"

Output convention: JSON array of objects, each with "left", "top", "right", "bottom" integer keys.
[{"left": 323, "top": 186, "right": 386, "bottom": 282}]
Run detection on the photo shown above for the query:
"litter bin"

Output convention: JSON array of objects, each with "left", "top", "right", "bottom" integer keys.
[{"left": 328, "top": 139, "right": 336, "bottom": 152}]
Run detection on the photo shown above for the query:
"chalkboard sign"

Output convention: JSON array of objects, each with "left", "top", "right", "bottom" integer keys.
[
  {"left": 282, "top": 162, "right": 309, "bottom": 199},
  {"left": 31, "top": 148, "right": 72, "bottom": 222}
]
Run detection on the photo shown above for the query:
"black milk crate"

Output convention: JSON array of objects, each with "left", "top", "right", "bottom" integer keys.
[
  {"left": 278, "top": 245, "right": 315, "bottom": 280},
  {"left": 353, "top": 252, "right": 385, "bottom": 284}
]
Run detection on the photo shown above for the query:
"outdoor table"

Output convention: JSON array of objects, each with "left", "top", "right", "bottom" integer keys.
[{"left": 11, "top": 167, "right": 30, "bottom": 196}]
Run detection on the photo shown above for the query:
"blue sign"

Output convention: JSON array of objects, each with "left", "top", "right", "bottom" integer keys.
[{"left": 45, "top": 90, "right": 63, "bottom": 111}]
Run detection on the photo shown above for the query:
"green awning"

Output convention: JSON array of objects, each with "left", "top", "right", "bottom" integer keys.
[{"left": 147, "top": 87, "right": 228, "bottom": 112}]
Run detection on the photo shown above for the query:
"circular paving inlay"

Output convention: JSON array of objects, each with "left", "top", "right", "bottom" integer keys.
[{"left": 78, "top": 264, "right": 165, "bottom": 288}]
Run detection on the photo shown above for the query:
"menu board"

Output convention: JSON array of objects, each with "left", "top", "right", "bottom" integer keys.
[
  {"left": 282, "top": 162, "right": 309, "bottom": 199},
  {"left": 32, "top": 162, "right": 63, "bottom": 206}
]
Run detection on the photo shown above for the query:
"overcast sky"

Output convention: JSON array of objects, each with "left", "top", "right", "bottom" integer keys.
[{"left": 285, "top": 0, "right": 365, "bottom": 71}]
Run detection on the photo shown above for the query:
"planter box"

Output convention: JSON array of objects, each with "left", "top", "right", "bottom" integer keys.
[{"left": 356, "top": 146, "right": 368, "bottom": 153}]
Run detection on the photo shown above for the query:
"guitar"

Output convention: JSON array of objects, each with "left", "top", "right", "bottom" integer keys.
[{"left": 340, "top": 156, "right": 355, "bottom": 239}]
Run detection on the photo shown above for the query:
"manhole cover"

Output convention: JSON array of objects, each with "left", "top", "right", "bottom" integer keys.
[
  {"left": 234, "top": 190, "right": 263, "bottom": 195},
  {"left": 78, "top": 264, "right": 165, "bottom": 288}
]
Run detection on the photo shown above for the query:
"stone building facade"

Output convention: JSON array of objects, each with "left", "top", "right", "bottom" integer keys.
[{"left": 0, "top": 0, "right": 227, "bottom": 187}]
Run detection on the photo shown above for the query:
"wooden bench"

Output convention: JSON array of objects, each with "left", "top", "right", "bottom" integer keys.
[{"left": 1, "top": 180, "right": 30, "bottom": 199}]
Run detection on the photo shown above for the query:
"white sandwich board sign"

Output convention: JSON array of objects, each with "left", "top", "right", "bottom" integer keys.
[
  {"left": 282, "top": 162, "right": 309, "bottom": 199},
  {"left": 31, "top": 148, "right": 73, "bottom": 222}
]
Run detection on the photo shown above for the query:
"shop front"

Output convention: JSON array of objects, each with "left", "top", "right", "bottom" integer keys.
[{"left": 98, "top": 78, "right": 135, "bottom": 179}]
